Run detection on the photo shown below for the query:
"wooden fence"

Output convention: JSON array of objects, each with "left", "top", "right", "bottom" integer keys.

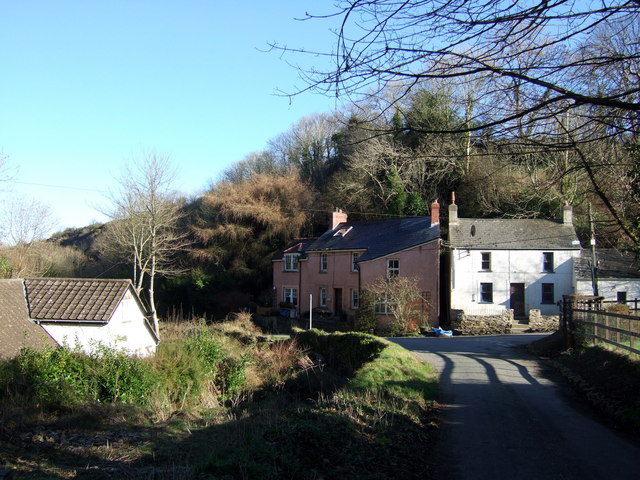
[{"left": 561, "top": 295, "right": 640, "bottom": 356}]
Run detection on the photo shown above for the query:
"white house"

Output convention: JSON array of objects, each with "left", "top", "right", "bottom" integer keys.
[
  {"left": 575, "top": 249, "right": 640, "bottom": 305},
  {"left": 448, "top": 202, "right": 581, "bottom": 319},
  {"left": 23, "top": 278, "right": 159, "bottom": 357}
]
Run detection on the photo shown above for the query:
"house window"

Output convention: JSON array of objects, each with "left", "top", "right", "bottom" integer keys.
[
  {"left": 387, "top": 259, "right": 400, "bottom": 278},
  {"left": 320, "top": 253, "right": 328, "bottom": 272},
  {"left": 543, "top": 252, "right": 554, "bottom": 273},
  {"left": 480, "top": 283, "right": 493, "bottom": 303},
  {"left": 541, "top": 283, "right": 554, "bottom": 304},
  {"left": 351, "top": 252, "right": 359, "bottom": 272},
  {"left": 283, "top": 287, "right": 298, "bottom": 306},
  {"left": 351, "top": 289, "right": 359, "bottom": 309},
  {"left": 617, "top": 291, "right": 627, "bottom": 305},
  {"left": 481, "top": 252, "right": 491, "bottom": 271},
  {"left": 320, "top": 288, "right": 327, "bottom": 307},
  {"left": 374, "top": 293, "right": 395, "bottom": 314},
  {"left": 284, "top": 253, "right": 299, "bottom": 272}
]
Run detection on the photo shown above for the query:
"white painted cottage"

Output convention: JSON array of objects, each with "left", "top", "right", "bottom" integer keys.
[
  {"left": 447, "top": 202, "right": 581, "bottom": 319},
  {"left": 575, "top": 249, "right": 640, "bottom": 304},
  {"left": 22, "top": 278, "right": 159, "bottom": 357}
]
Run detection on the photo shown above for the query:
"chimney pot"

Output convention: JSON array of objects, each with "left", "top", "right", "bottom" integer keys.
[
  {"left": 449, "top": 192, "right": 459, "bottom": 225},
  {"left": 431, "top": 200, "right": 440, "bottom": 226},
  {"left": 563, "top": 204, "right": 573, "bottom": 225}
]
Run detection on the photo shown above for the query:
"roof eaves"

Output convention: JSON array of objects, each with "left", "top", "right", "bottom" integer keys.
[{"left": 356, "top": 237, "right": 441, "bottom": 263}]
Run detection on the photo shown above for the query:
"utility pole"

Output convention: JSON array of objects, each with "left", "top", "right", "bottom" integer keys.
[{"left": 589, "top": 204, "right": 599, "bottom": 296}]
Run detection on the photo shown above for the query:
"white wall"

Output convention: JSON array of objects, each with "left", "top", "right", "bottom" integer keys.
[
  {"left": 40, "top": 290, "right": 157, "bottom": 357},
  {"left": 451, "top": 248, "right": 578, "bottom": 316},
  {"left": 576, "top": 278, "right": 640, "bottom": 303}
]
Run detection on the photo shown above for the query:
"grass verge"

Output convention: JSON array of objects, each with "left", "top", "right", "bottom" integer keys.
[{"left": 529, "top": 331, "right": 640, "bottom": 436}]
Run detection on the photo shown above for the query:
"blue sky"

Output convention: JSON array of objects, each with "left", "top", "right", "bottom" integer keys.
[{"left": 0, "top": 1, "right": 341, "bottom": 232}]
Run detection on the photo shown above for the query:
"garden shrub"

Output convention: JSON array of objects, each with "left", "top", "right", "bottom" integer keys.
[{"left": 352, "top": 291, "right": 378, "bottom": 333}]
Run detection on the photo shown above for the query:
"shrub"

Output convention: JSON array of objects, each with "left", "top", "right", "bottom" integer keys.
[
  {"left": 152, "top": 320, "right": 250, "bottom": 410},
  {"left": 1, "top": 345, "right": 156, "bottom": 408},
  {"left": 293, "top": 329, "right": 386, "bottom": 375},
  {"left": 88, "top": 345, "right": 157, "bottom": 405},
  {"left": 352, "top": 291, "right": 378, "bottom": 333}
]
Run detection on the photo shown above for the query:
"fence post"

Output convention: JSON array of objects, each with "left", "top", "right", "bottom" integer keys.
[{"left": 562, "top": 295, "right": 574, "bottom": 350}]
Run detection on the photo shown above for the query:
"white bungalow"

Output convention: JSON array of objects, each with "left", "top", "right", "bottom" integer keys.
[{"left": 23, "top": 278, "right": 159, "bottom": 357}]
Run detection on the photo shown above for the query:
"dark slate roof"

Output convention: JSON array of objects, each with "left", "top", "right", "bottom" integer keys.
[
  {"left": 0, "top": 279, "right": 56, "bottom": 358},
  {"left": 24, "top": 278, "right": 135, "bottom": 322},
  {"left": 449, "top": 218, "right": 579, "bottom": 250},
  {"left": 575, "top": 249, "right": 640, "bottom": 280},
  {"left": 272, "top": 238, "right": 317, "bottom": 260},
  {"left": 306, "top": 216, "right": 440, "bottom": 262}
]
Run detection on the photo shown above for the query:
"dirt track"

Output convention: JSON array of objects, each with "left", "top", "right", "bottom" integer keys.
[{"left": 392, "top": 334, "right": 640, "bottom": 480}]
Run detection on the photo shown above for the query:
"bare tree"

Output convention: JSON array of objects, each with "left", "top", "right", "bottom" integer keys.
[
  {"left": 1, "top": 197, "right": 57, "bottom": 246},
  {"left": 366, "top": 276, "right": 430, "bottom": 335},
  {"left": 0, "top": 197, "right": 60, "bottom": 277},
  {"left": 279, "top": 1, "right": 639, "bottom": 141},
  {"left": 102, "top": 153, "right": 190, "bottom": 334}
]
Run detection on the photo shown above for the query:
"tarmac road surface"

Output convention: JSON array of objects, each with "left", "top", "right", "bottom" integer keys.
[{"left": 391, "top": 334, "right": 640, "bottom": 480}]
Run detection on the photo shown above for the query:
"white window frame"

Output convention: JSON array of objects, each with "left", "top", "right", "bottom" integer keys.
[
  {"left": 480, "top": 283, "right": 493, "bottom": 303},
  {"left": 320, "top": 253, "right": 328, "bottom": 272},
  {"left": 283, "top": 287, "right": 298, "bottom": 306},
  {"left": 541, "top": 283, "right": 554, "bottom": 304},
  {"left": 374, "top": 293, "right": 395, "bottom": 314},
  {"left": 351, "top": 289, "right": 359, "bottom": 309},
  {"left": 284, "top": 253, "right": 299, "bottom": 272},
  {"left": 351, "top": 252, "right": 359, "bottom": 272},
  {"left": 481, "top": 252, "right": 491, "bottom": 271},
  {"left": 387, "top": 259, "right": 400, "bottom": 278},
  {"left": 320, "top": 287, "right": 327, "bottom": 307}
]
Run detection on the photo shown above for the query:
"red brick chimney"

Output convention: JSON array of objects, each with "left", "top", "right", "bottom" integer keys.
[
  {"left": 431, "top": 200, "right": 440, "bottom": 227},
  {"left": 331, "top": 208, "right": 348, "bottom": 229}
]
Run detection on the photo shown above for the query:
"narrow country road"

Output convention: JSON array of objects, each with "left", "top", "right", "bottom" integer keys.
[{"left": 391, "top": 334, "right": 640, "bottom": 480}]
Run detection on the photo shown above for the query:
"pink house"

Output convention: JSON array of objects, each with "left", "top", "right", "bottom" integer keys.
[{"left": 272, "top": 204, "right": 442, "bottom": 328}]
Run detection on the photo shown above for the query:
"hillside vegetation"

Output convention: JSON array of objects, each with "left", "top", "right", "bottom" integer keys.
[{"left": 2, "top": 83, "right": 638, "bottom": 319}]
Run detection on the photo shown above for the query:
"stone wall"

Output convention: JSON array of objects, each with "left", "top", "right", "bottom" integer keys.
[
  {"left": 528, "top": 309, "right": 559, "bottom": 333},
  {"left": 450, "top": 309, "right": 513, "bottom": 335}
]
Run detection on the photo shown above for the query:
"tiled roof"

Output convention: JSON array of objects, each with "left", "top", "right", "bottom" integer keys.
[
  {"left": 449, "top": 218, "right": 579, "bottom": 250},
  {"left": 575, "top": 249, "right": 640, "bottom": 280},
  {"left": 307, "top": 216, "right": 440, "bottom": 262},
  {"left": 24, "top": 278, "right": 133, "bottom": 322},
  {"left": 0, "top": 279, "right": 56, "bottom": 358}
]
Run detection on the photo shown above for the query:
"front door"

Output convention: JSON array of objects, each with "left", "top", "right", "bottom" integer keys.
[
  {"left": 510, "top": 283, "right": 525, "bottom": 319},
  {"left": 334, "top": 288, "right": 343, "bottom": 314}
]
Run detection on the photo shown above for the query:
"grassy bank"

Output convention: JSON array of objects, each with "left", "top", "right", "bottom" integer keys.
[
  {"left": 0, "top": 319, "right": 438, "bottom": 479},
  {"left": 529, "top": 332, "right": 640, "bottom": 436}
]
